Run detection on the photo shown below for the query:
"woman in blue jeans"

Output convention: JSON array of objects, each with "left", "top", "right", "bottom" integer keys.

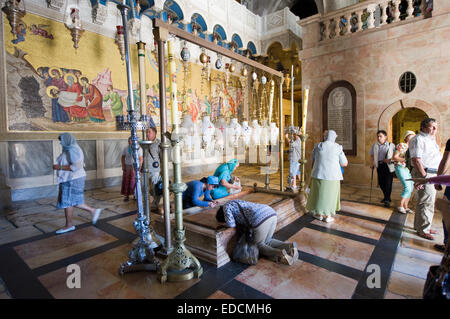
[{"left": 392, "top": 131, "right": 416, "bottom": 214}]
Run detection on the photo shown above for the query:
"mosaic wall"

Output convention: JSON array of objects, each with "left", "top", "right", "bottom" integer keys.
[{"left": 4, "top": 13, "right": 245, "bottom": 132}]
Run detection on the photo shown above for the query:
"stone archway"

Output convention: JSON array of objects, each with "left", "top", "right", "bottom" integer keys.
[{"left": 377, "top": 98, "right": 441, "bottom": 143}]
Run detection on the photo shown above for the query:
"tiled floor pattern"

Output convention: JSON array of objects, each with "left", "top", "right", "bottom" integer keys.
[{"left": 0, "top": 163, "right": 446, "bottom": 299}]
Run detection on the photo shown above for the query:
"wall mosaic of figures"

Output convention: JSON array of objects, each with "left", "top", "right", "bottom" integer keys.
[{"left": 4, "top": 13, "right": 246, "bottom": 132}]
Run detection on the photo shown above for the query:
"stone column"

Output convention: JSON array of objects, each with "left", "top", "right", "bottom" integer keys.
[
  {"left": 324, "top": 20, "right": 330, "bottom": 39},
  {"left": 406, "top": 0, "right": 414, "bottom": 19},
  {"left": 367, "top": 4, "right": 377, "bottom": 29},
  {"left": 346, "top": 13, "right": 353, "bottom": 34},
  {"left": 380, "top": 2, "right": 388, "bottom": 25},
  {"left": 334, "top": 17, "right": 341, "bottom": 37},
  {"left": 393, "top": 0, "right": 401, "bottom": 22},
  {"left": 356, "top": 10, "right": 363, "bottom": 31}
]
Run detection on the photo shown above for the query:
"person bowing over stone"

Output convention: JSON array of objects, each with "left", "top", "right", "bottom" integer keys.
[
  {"left": 210, "top": 159, "right": 242, "bottom": 200},
  {"left": 182, "top": 176, "right": 220, "bottom": 209}
]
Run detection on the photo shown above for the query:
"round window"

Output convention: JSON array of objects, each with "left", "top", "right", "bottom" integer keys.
[{"left": 399, "top": 71, "right": 416, "bottom": 93}]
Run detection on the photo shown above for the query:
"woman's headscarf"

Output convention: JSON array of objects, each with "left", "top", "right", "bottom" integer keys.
[
  {"left": 214, "top": 159, "right": 238, "bottom": 176},
  {"left": 318, "top": 130, "right": 337, "bottom": 150},
  {"left": 59, "top": 132, "right": 81, "bottom": 163}
]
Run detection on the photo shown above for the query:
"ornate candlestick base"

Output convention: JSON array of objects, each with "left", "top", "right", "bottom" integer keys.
[
  {"left": 119, "top": 215, "right": 162, "bottom": 274},
  {"left": 157, "top": 228, "right": 203, "bottom": 283}
]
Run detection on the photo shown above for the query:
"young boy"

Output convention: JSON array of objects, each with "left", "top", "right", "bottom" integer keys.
[{"left": 286, "top": 132, "right": 302, "bottom": 190}]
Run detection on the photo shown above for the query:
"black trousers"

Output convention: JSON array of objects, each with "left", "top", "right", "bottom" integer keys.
[{"left": 377, "top": 162, "right": 393, "bottom": 201}]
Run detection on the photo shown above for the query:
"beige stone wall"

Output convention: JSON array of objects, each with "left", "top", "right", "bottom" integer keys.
[{"left": 300, "top": 11, "right": 450, "bottom": 186}]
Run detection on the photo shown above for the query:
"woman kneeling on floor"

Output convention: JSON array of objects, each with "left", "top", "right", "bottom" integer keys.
[
  {"left": 216, "top": 199, "right": 298, "bottom": 265},
  {"left": 53, "top": 133, "right": 102, "bottom": 234}
]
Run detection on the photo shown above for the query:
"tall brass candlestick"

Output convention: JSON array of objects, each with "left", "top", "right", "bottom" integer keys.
[{"left": 158, "top": 39, "right": 203, "bottom": 283}]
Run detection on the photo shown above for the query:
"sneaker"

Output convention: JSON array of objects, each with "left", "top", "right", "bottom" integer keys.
[
  {"left": 92, "top": 209, "right": 102, "bottom": 225},
  {"left": 312, "top": 214, "right": 323, "bottom": 221},
  {"left": 277, "top": 249, "right": 294, "bottom": 266},
  {"left": 397, "top": 207, "right": 406, "bottom": 214},
  {"left": 325, "top": 216, "right": 335, "bottom": 223},
  {"left": 56, "top": 226, "right": 75, "bottom": 234},
  {"left": 418, "top": 232, "right": 434, "bottom": 240}
]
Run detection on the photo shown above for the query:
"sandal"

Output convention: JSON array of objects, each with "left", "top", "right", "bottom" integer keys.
[
  {"left": 418, "top": 232, "right": 434, "bottom": 240},
  {"left": 429, "top": 229, "right": 438, "bottom": 235},
  {"left": 277, "top": 249, "right": 294, "bottom": 266}
]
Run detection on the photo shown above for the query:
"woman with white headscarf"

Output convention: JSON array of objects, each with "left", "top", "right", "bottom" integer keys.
[
  {"left": 53, "top": 133, "right": 102, "bottom": 234},
  {"left": 306, "top": 130, "right": 348, "bottom": 223}
]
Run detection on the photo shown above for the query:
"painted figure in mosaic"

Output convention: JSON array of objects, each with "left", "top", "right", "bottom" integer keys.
[
  {"left": 47, "top": 86, "right": 70, "bottom": 123},
  {"left": 50, "top": 68, "right": 68, "bottom": 91},
  {"left": 216, "top": 200, "right": 298, "bottom": 265},
  {"left": 53, "top": 133, "right": 102, "bottom": 234},
  {"left": 121, "top": 137, "right": 143, "bottom": 202},
  {"left": 307, "top": 130, "right": 348, "bottom": 223},
  {"left": 103, "top": 85, "right": 124, "bottom": 117},
  {"left": 80, "top": 77, "right": 105, "bottom": 122},
  {"left": 12, "top": 21, "right": 26, "bottom": 44},
  {"left": 63, "top": 73, "right": 87, "bottom": 121},
  {"left": 210, "top": 159, "right": 242, "bottom": 200}
]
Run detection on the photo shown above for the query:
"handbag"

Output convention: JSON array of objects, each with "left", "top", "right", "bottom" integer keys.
[
  {"left": 231, "top": 211, "right": 259, "bottom": 265},
  {"left": 423, "top": 242, "right": 450, "bottom": 299}
]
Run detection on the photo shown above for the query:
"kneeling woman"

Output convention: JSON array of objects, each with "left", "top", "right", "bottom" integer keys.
[
  {"left": 210, "top": 159, "right": 242, "bottom": 200},
  {"left": 216, "top": 200, "right": 298, "bottom": 265},
  {"left": 182, "top": 176, "right": 220, "bottom": 209}
]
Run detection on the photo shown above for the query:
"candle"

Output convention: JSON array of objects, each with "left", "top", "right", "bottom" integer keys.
[
  {"left": 167, "top": 40, "right": 179, "bottom": 125},
  {"left": 302, "top": 87, "right": 309, "bottom": 134},
  {"left": 290, "top": 65, "right": 294, "bottom": 127}
]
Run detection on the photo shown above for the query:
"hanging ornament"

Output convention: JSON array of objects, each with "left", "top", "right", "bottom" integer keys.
[
  {"left": 115, "top": 25, "right": 125, "bottom": 61},
  {"left": 65, "top": 3, "right": 84, "bottom": 50},
  {"left": 199, "top": 52, "right": 208, "bottom": 64},
  {"left": 252, "top": 71, "right": 257, "bottom": 81},
  {"left": 260, "top": 75, "right": 267, "bottom": 85},
  {"left": 215, "top": 53, "right": 222, "bottom": 70},
  {"left": 180, "top": 41, "right": 190, "bottom": 62},
  {"left": 241, "top": 67, "right": 248, "bottom": 77},
  {"left": 229, "top": 63, "right": 235, "bottom": 73}
]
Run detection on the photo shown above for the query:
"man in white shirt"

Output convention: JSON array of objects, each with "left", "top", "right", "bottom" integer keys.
[
  {"left": 370, "top": 130, "right": 396, "bottom": 207},
  {"left": 409, "top": 118, "right": 442, "bottom": 240}
]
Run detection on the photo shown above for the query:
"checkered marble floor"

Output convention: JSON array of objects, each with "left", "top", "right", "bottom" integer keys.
[{"left": 0, "top": 164, "right": 446, "bottom": 299}]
